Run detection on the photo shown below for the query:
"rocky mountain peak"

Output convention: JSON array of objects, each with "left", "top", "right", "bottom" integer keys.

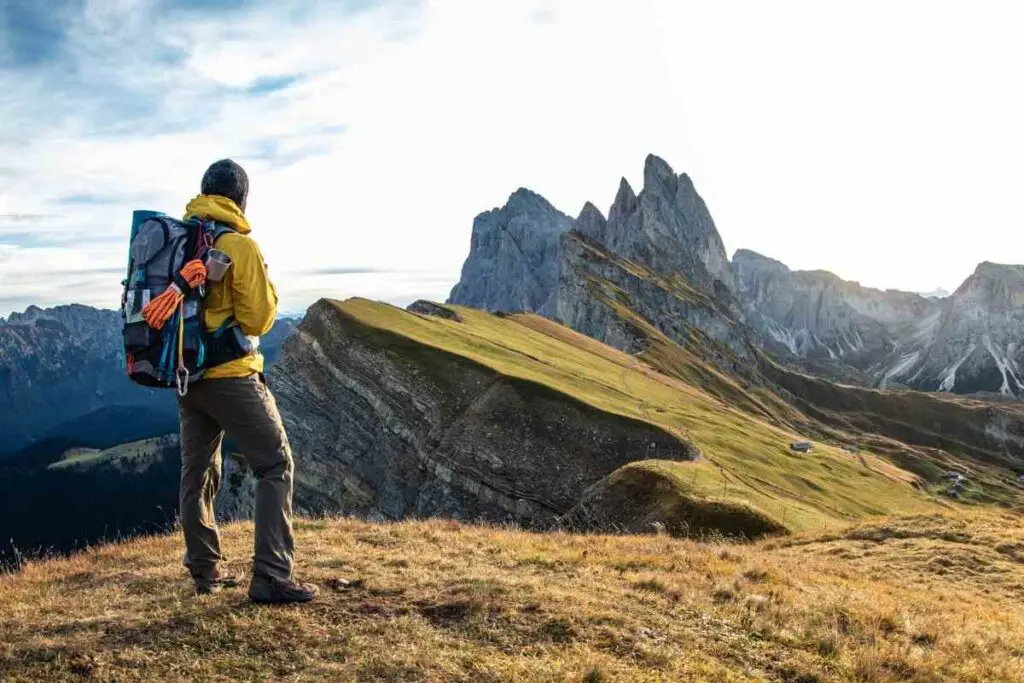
[
  {"left": 503, "top": 187, "right": 565, "bottom": 224},
  {"left": 448, "top": 186, "right": 574, "bottom": 312},
  {"left": 0, "top": 304, "right": 42, "bottom": 325},
  {"left": 611, "top": 154, "right": 735, "bottom": 292},
  {"left": 946, "top": 262, "right": 1024, "bottom": 314},
  {"left": 5, "top": 303, "right": 104, "bottom": 325},
  {"left": 2, "top": 304, "right": 121, "bottom": 343},
  {"left": 450, "top": 154, "right": 746, "bottom": 368},
  {"left": 642, "top": 153, "right": 677, "bottom": 192},
  {"left": 967, "top": 262, "right": 1024, "bottom": 285},
  {"left": 608, "top": 177, "right": 637, "bottom": 224},
  {"left": 733, "top": 248, "right": 1024, "bottom": 397},
  {"left": 733, "top": 249, "right": 790, "bottom": 274},
  {"left": 575, "top": 201, "right": 608, "bottom": 243}
]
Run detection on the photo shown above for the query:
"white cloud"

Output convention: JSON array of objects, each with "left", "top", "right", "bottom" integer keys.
[{"left": 1, "top": 0, "right": 1023, "bottom": 316}]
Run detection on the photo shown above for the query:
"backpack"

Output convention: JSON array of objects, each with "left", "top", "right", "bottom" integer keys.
[{"left": 121, "top": 212, "right": 246, "bottom": 394}]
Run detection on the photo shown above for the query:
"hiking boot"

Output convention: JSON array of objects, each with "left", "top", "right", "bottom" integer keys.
[
  {"left": 248, "top": 575, "right": 319, "bottom": 605},
  {"left": 193, "top": 571, "right": 242, "bottom": 595}
]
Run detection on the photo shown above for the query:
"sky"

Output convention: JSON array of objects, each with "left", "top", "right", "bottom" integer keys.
[{"left": 0, "top": 0, "right": 1022, "bottom": 317}]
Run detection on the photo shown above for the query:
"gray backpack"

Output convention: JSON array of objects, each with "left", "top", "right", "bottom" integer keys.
[{"left": 120, "top": 214, "right": 244, "bottom": 393}]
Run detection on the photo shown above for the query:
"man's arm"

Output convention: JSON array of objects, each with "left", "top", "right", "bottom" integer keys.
[{"left": 229, "top": 237, "right": 279, "bottom": 336}]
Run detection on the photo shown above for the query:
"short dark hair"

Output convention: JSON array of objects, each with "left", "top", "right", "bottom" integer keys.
[{"left": 201, "top": 159, "right": 249, "bottom": 210}]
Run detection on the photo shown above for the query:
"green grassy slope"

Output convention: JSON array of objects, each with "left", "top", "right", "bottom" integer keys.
[
  {"left": 333, "top": 299, "right": 994, "bottom": 534},
  {"left": 48, "top": 436, "right": 175, "bottom": 473}
]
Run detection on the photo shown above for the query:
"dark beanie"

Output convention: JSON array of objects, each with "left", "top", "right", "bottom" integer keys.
[{"left": 201, "top": 159, "right": 249, "bottom": 210}]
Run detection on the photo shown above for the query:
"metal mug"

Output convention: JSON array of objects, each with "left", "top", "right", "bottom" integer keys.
[{"left": 206, "top": 248, "right": 232, "bottom": 282}]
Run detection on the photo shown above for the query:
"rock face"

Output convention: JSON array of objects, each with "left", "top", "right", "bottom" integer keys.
[
  {"left": 879, "top": 263, "right": 1024, "bottom": 395},
  {"left": 547, "top": 230, "right": 754, "bottom": 365},
  {"left": 573, "top": 156, "right": 736, "bottom": 295},
  {"left": 544, "top": 155, "right": 752, "bottom": 366},
  {"left": 735, "top": 252, "right": 1024, "bottom": 396},
  {"left": 271, "top": 300, "right": 696, "bottom": 525},
  {"left": 448, "top": 188, "right": 574, "bottom": 312},
  {"left": 733, "top": 249, "right": 937, "bottom": 365},
  {"left": 448, "top": 154, "right": 755, "bottom": 374}
]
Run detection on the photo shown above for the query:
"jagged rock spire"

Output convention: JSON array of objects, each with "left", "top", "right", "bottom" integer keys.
[
  {"left": 608, "top": 177, "right": 637, "bottom": 225},
  {"left": 642, "top": 153, "right": 677, "bottom": 193},
  {"left": 576, "top": 201, "right": 608, "bottom": 244}
]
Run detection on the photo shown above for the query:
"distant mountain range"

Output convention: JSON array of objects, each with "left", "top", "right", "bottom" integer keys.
[
  {"left": 736, "top": 251, "right": 1024, "bottom": 395},
  {"left": 449, "top": 154, "right": 1024, "bottom": 397},
  {"left": 0, "top": 305, "right": 297, "bottom": 458}
]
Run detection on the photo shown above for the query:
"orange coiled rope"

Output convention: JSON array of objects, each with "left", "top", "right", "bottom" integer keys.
[{"left": 142, "top": 259, "right": 207, "bottom": 330}]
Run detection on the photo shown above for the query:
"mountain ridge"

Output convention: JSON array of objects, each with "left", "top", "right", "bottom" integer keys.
[{"left": 449, "top": 153, "right": 1024, "bottom": 397}]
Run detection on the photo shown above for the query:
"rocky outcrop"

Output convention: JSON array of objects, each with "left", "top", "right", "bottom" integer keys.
[
  {"left": 407, "top": 300, "right": 463, "bottom": 321},
  {"left": 270, "top": 299, "right": 697, "bottom": 526},
  {"left": 565, "top": 463, "right": 787, "bottom": 539},
  {"left": 445, "top": 154, "right": 754, "bottom": 375},
  {"left": 448, "top": 188, "right": 574, "bottom": 312},
  {"left": 573, "top": 156, "right": 736, "bottom": 295}
]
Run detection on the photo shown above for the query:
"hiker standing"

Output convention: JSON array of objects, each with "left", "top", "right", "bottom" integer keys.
[{"left": 174, "top": 160, "right": 318, "bottom": 603}]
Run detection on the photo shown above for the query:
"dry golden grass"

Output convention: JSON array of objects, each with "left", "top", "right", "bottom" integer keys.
[{"left": 3, "top": 513, "right": 1024, "bottom": 682}]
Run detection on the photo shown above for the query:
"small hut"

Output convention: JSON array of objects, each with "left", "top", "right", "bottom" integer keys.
[{"left": 790, "top": 441, "right": 813, "bottom": 453}]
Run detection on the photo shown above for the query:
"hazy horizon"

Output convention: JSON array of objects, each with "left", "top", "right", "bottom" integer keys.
[{"left": 2, "top": 0, "right": 1022, "bottom": 317}]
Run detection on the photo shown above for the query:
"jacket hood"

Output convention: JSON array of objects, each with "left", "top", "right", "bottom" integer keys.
[{"left": 184, "top": 194, "right": 251, "bottom": 234}]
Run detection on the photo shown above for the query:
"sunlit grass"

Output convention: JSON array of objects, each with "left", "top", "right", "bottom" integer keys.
[
  {"left": 3, "top": 513, "right": 1024, "bottom": 681},
  {"left": 336, "top": 299, "right": 948, "bottom": 532}
]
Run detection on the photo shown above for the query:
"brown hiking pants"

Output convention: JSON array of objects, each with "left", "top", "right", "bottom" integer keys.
[{"left": 177, "top": 373, "right": 294, "bottom": 582}]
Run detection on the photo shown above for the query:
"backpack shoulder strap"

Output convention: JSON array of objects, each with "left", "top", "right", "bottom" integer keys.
[{"left": 208, "top": 222, "right": 237, "bottom": 245}]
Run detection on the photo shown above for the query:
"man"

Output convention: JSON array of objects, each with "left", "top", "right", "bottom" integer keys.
[{"left": 177, "top": 159, "right": 317, "bottom": 604}]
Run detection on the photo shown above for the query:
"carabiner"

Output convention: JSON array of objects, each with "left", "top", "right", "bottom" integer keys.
[{"left": 176, "top": 366, "right": 191, "bottom": 397}]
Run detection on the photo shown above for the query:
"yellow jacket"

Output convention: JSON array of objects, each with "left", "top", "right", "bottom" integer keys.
[{"left": 184, "top": 195, "right": 278, "bottom": 379}]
